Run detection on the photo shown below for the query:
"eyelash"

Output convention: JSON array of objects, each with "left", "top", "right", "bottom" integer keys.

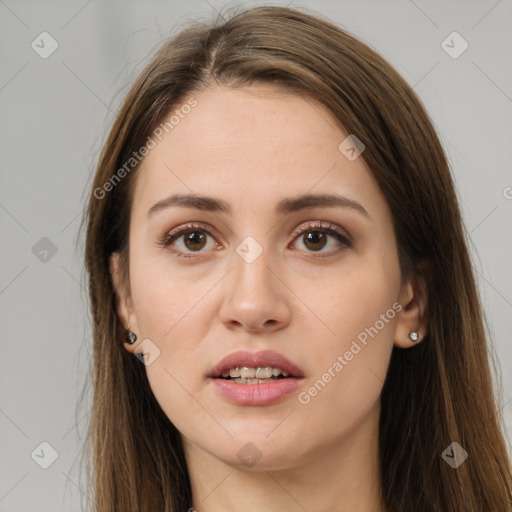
[{"left": 157, "top": 221, "right": 352, "bottom": 259}]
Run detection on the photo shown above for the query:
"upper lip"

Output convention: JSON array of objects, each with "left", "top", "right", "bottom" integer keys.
[{"left": 210, "top": 350, "right": 305, "bottom": 378}]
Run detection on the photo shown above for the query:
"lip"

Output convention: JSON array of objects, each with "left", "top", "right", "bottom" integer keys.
[
  {"left": 212, "top": 378, "right": 302, "bottom": 405},
  {"left": 209, "top": 349, "right": 305, "bottom": 406},
  {"left": 209, "top": 349, "right": 305, "bottom": 379}
]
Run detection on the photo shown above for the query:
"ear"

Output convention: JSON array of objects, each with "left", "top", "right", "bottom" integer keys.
[
  {"left": 393, "top": 271, "right": 428, "bottom": 348},
  {"left": 109, "top": 251, "right": 140, "bottom": 353}
]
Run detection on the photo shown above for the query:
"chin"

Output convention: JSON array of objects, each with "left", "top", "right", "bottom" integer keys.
[
  {"left": 219, "top": 448, "right": 302, "bottom": 472},
  {"left": 200, "top": 432, "right": 307, "bottom": 472}
]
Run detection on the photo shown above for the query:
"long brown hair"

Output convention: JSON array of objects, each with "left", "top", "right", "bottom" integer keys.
[{"left": 79, "top": 5, "right": 512, "bottom": 511}]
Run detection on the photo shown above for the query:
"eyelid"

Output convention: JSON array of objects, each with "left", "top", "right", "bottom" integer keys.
[
  {"left": 158, "top": 219, "right": 352, "bottom": 257},
  {"left": 162, "top": 221, "right": 217, "bottom": 244},
  {"left": 158, "top": 221, "right": 220, "bottom": 257},
  {"left": 290, "top": 220, "right": 351, "bottom": 243}
]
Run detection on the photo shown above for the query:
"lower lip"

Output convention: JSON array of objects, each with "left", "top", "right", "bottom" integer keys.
[{"left": 211, "top": 377, "right": 302, "bottom": 405}]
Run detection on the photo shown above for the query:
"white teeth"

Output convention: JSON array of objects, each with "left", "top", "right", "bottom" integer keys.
[
  {"left": 220, "top": 366, "right": 289, "bottom": 379},
  {"left": 231, "top": 377, "right": 279, "bottom": 384},
  {"left": 255, "top": 367, "right": 273, "bottom": 379},
  {"left": 240, "top": 367, "right": 256, "bottom": 379}
]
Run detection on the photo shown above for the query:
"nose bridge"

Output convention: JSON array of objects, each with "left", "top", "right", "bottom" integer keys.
[
  {"left": 232, "top": 231, "right": 275, "bottom": 295},
  {"left": 230, "top": 202, "right": 275, "bottom": 274},
  {"left": 218, "top": 227, "right": 290, "bottom": 332}
]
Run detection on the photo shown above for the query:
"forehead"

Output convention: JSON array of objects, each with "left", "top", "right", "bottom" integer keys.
[{"left": 131, "top": 84, "right": 385, "bottom": 220}]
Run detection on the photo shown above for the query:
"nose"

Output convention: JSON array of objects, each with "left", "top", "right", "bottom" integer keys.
[{"left": 218, "top": 243, "right": 291, "bottom": 334}]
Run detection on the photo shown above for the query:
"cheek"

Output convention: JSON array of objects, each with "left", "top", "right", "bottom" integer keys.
[
  {"left": 307, "top": 249, "right": 400, "bottom": 350},
  {"left": 128, "top": 255, "right": 217, "bottom": 432},
  {"left": 129, "top": 250, "right": 206, "bottom": 338},
  {"left": 297, "top": 251, "right": 400, "bottom": 411}
]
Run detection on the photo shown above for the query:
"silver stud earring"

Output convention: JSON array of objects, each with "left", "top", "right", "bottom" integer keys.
[{"left": 409, "top": 331, "right": 420, "bottom": 342}]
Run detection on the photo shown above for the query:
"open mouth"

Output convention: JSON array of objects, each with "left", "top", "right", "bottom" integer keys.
[
  {"left": 218, "top": 366, "right": 293, "bottom": 384},
  {"left": 210, "top": 352, "right": 304, "bottom": 404}
]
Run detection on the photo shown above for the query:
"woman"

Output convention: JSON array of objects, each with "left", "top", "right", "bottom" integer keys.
[{"left": 80, "top": 5, "right": 512, "bottom": 511}]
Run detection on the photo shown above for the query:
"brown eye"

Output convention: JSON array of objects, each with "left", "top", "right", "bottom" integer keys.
[
  {"left": 159, "top": 222, "right": 217, "bottom": 259},
  {"left": 159, "top": 220, "right": 352, "bottom": 260},
  {"left": 182, "top": 231, "right": 208, "bottom": 251},
  {"left": 302, "top": 231, "right": 328, "bottom": 252},
  {"left": 290, "top": 221, "right": 352, "bottom": 256}
]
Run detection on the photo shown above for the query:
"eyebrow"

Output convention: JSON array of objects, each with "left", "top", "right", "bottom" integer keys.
[{"left": 147, "top": 192, "right": 369, "bottom": 219}]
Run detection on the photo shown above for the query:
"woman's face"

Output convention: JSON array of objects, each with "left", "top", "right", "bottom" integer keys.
[{"left": 111, "top": 83, "right": 416, "bottom": 471}]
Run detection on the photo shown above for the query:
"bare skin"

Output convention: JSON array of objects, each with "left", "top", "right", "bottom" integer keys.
[{"left": 110, "top": 83, "right": 427, "bottom": 512}]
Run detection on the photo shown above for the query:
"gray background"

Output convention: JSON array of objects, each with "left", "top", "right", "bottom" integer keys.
[{"left": 1, "top": 0, "right": 511, "bottom": 510}]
